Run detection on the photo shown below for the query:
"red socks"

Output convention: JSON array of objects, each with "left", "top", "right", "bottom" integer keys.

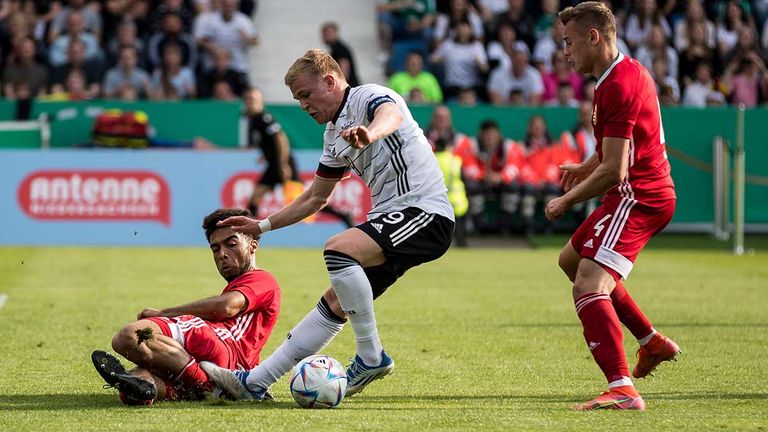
[
  {"left": 611, "top": 281, "right": 654, "bottom": 340},
  {"left": 173, "top": 358, "right": 214, "bottom": 397},
  {"left": 575, "top": 293, "right": 630, "bottom": 384}
]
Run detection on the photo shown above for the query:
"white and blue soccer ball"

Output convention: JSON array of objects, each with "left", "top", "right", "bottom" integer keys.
[{"left": 289, "top": 354, "right": 347, "bottom": 409}]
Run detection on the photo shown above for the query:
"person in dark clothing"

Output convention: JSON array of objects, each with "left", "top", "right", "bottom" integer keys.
[
  {"left": 321, "top": 22, "right": 359, "bottom": 87},
  {"left": 244, "top": 88, "right": 353, "bottom": 227}
]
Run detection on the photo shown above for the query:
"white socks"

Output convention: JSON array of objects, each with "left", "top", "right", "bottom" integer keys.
[
  {"left": 245, "top": 298, "right": 344, "bottom": 390},
  {"left": 638, "top": 329, "right": 657, "bottom": 346},
  {"left": 325, "top": 250, "right": 383, "bottom": 366}
]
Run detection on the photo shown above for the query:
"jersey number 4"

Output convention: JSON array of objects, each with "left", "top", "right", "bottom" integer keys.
[{"left": 593, "top": 214, "right": 612, "bottom": 237}]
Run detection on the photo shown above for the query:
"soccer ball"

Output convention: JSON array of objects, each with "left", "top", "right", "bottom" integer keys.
[{"left": 289, "top": 355, "right": 347, "bottom": 409}]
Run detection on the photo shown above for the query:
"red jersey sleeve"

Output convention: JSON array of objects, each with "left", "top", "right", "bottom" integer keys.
[
  {"left": 224, "top": 270, "right": 281, "bottom": 315},
  {"left": 599, "top": 78, "right": 643, "bottom": 140}
]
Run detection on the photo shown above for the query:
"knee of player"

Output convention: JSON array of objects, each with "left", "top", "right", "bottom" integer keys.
[{"left": 112, "top": 325, "right": 138, "bottom": 355}]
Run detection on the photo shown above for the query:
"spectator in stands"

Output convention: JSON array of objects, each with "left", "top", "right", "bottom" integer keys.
[
  {"left": 1, "top": 11, "right": 39, "bottom": 64},
  {"left": 147, "top": 12, "right": 198, "bottom": 71},
  {"left": 518, "top": 114, "right": 560, "bottom": 234},
  {"left": 2, "top": 37, "right": 48, "bottom": 98},
  {"left": 99, "top": 0, "right": 135, "bottom": 45},
  {"left": 652, "top": 55, "right": 681, "bottom": 105},
  {"left": 486, "top": 22, "right": 517, "bottom": 74},
  {"left": 623, "top": 0, "right": 671, "bottom": 53},
  {"left": 722, "top": 51, "right": 768, "bottom": 107},
  {"left": 321, "top": 22, "right": 359, "bottom": 87},
  {"left": 48, "top": 11, "right": 102, "bottom": 67},
  {"left": 429, "top": 20, "right": 488, "bottom": 101},
  {"left": 545, "top": 81, "right": 580, "bottom": 107},
  {"left": 198, "top": 47, "right": 249, "bottom": 98},
  {"left": 487, "top": 41, "right": 543, "bottom": 105},
  {"left": 50, "top": 38, "right": 104, "bottom": 98},
  {"left": 197, "top": 0, "right": 258, "bottom": 72},
  {"left": 674, "top": 0, "right": 715, "bottom": 51},
  {"left": 562, "top": 101, "right": 597, "bottom": 163},
  {"left": 103, "top": 45, "right": 152, "bottom": 99},
  {"left": 636, "top": 23, "right": 679, "bottom": 81},
  {"left": 149, "top": 0, "right": 195, "bottom": 34},
  {"left": 433, "top": 0, "right": 484, "bottom": 45},
  {"left": 533, "top": 19, "right": 564, "bottom": 72},
  {"left": 706, "top": 89, "right": 727, "bottom": 105},
  {"left": 581, "top": 77, "right": 596, "bottom": 102},
  {"left": 682, "top": 61, "right": 718, "bottom": 107},
  {"left": 376, "top": 0, "right": 436, "bottom": 54},
  {"left": 388, "top": 51, "right": 443, "bottom": 103},
  {"left": 105, "top": 19, "right": 145, "bottom": 69},
  {"left": 491, "top": 0, "right": 534, "bottom": 48},
  {"left": 716, "top": 0, "right": 756, "bottom": 58},
  {"left": 424, "top": 104, "right": 472, "bottom": 152},
  {"left": 457, "top": 87, "right": 479, "bottom": 105},
  {"left": 212, "top": 79, "right": 237, "bottom": 100},
  {"left": 152, "top": 42, "right": 196, "bottom": 100},
  {"left": 722, "top": 26, "right": 761, "bottom": 71},
  {"left": 679, "top": 20, "right": 720, "bottom": 83},
  {"left": 457, "top": 119, "right": 526, "bottom": 234},
  {"left": 46, "top": 69, "right": 91, "bottom": 101},
  {"left": 49, "top": 0, "right": 102, "bottom": 43},
  {"left": 541, "top": 50, "right": 583, "bottom": 104},
  {"left": 475, "top": 0, "right": 508, "bottom": 29},
  {"left": 534, "top": 0, "right": 559, "bottom": 41}
]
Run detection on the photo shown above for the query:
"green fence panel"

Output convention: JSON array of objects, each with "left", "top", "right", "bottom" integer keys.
[
  {"left": 0, "top": 100, "right": 16, "bottom": 120},
  {"left": 31, "top": 100, "right": 242, "bottom": 148},
  {"left": 743, "top": 110, "right": 768, "bottom": 224}
]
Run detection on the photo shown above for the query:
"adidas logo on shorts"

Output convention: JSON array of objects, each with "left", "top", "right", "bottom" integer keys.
[
  {"left": 584, "top": 239, "right": 594, "bottom": 248},
  {"left": 372, "top": 223, "right": 383, "bottom": 233}
]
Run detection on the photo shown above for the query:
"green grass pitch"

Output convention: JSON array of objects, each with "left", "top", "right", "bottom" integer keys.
[{"left": 0, "top": 237, "right": 767, "bottom": 431}]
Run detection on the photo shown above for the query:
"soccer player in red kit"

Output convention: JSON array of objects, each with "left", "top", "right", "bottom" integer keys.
[
  {"left": 91, "top": 208, "right": 281, "bottom": 405},
  {"left": 545, "top": 2, "right": 680, "bottom": 411}
]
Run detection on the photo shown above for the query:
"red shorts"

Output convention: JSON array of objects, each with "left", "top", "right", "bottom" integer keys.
[
  {"left": 146, "top": 316, "right": 241, "bottom": 370},
  {"left": 571, "top": 195, "right": 675, "bottom": 281}
]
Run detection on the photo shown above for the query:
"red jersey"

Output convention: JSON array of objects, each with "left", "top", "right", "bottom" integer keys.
[
  {"left": 210, "top": 269, "right": 281, "bottom": 368},
  {"left": 593, "top": 53, "right": 676, "bottom": 202}
]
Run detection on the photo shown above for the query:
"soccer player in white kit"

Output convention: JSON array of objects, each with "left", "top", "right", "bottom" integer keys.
[{"left": 201, "top": 49, "right": 455, "bottom": 399}]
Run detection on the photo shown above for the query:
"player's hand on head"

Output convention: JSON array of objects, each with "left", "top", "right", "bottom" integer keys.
[
  {"left": 217, "top": 215, "right": 262, "bottom": 237},
  {"left": 138, "top": 308, "right": 163, "bottom": 320}
]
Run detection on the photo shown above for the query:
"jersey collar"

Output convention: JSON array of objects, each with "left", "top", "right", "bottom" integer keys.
[
  {"left": 595, "top": 52, "right": 624, "bottom": 90},
  {"left": 332, "top": 86, "right": 351, "bottom": 124}
]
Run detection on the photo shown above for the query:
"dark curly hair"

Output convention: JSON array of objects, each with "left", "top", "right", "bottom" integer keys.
[{"left": 202, "top": 208, "right": 253, "bottom": 241}]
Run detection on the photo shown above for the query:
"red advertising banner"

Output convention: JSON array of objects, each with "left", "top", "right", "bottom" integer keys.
[
  {"left": 220, "top": 171, "right": 371, "bottom": 224},
  {"left": 17, "top": 170, "right": 171, "bottom": 225}
]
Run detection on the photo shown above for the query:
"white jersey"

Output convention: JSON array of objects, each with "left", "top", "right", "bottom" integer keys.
[{"left": 317, "top": 84, "right": 454, "bottom": 221}]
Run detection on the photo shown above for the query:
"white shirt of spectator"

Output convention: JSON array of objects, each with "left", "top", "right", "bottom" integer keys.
[
  {"left": 320, "top": 84, "right": 454, "bottom": 221},
  {"left": 682, "top": 81, "right": 712, "bottom": 107},
  {"left": 487, "top": 64, "right": 544, "bottom": 104},
  {"left": 432, "top": 39, "right": 488, "bottom": 88},
  {"left": 198, "top": 11, "right": 257, "bottom": 72},
  {"left": 533, "top": 36, "right": 559, "bottom": 71}
]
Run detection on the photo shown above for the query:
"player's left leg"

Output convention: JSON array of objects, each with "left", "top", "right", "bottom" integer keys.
[
  {"left": 324, "top": 226, "right": 393, "bottom": 395},
  {"left": 572, "top": 259, "right": 645, "bottom": 411}
]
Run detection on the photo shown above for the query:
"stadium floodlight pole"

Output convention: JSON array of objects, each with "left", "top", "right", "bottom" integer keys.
[{"left": 733, "top": 104, "right": 746, "bottom": 256}]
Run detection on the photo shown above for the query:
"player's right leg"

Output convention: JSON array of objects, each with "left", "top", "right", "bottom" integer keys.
[{"left": 201, "top": 289, "right": 347, "bottom": 400}]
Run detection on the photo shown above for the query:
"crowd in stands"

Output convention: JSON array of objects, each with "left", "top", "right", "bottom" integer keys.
[
  {"left": 379, "top": 0, "right": 768, "bottom": 107},
  {"left": 0, "top": 0, "right": 258, "bottom": 103}
]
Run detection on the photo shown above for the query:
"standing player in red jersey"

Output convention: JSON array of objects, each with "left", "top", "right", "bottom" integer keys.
[
  {"left": 91, "top": 208, "right": 281, "bottom": 405},
  {"left": 545, "top": 2, "right": 680, "bottom": 411}
]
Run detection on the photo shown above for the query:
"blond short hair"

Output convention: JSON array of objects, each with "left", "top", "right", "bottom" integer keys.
[
  {"left": 558, "top": 1, "right": 617, "bottom": 40},
  {"left": 284, "top": 49, "right": 344, "bottom": 87}
]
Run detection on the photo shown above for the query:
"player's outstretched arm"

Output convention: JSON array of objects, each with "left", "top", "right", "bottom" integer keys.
[
  {"left": 546, "top": 137, "right": 629, "bottom": 221},
  {"left": 340, "top": 102, "right": 402, "bottom": 149},
  {"left": 137, "top": 291, "right": 247, "bottom": 321},
  {"left": 266, "top": 177, "right": 340, "bottom": 229},
  {"left": 560, "top": 153, "right": 601, "bottom": 192}
]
